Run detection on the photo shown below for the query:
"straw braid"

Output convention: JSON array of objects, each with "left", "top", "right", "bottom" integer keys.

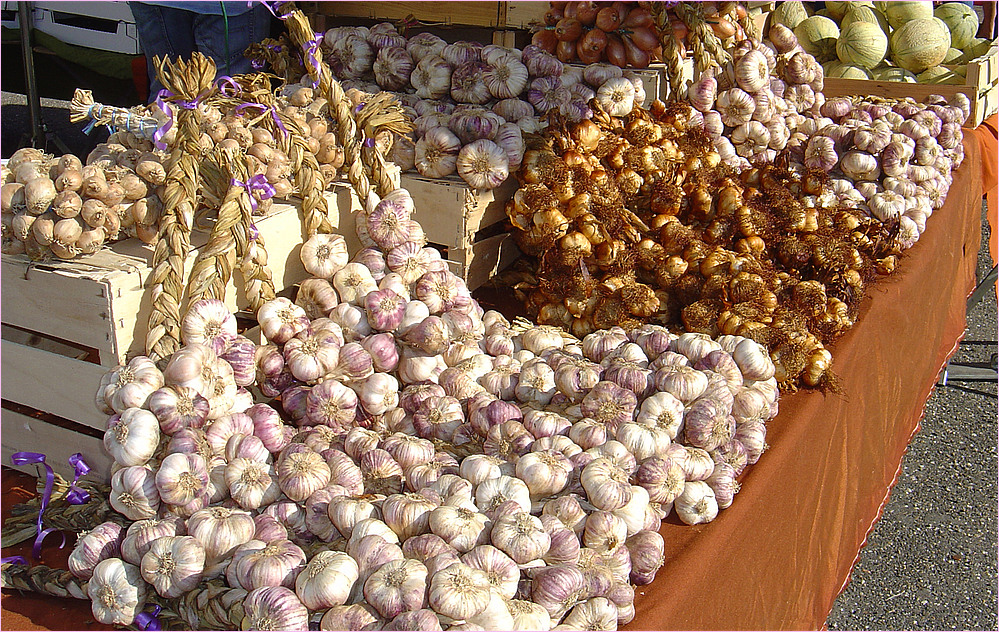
[
  {"left": 233, "top": 155, "right": 277, "bottom": 311},
  {"left": 161, "top": 580, "right": 248, "bottom": 630},
  {"left": 283, "top": 6, "right": 379, "bottom": 207},
  {"left": 145, "top": 54, "right": 216, "bottom": 360},
  {"left": 1, "top": 563, "right": 89, "bottom": 601},
  {"left": 2, "top": 479, "right": 123, "bottom": 549},
  {"left": 281, "top": 118, "right": 335, "bottom": 235},
  {"left": 652, "top": 6, "right": 688, "bottom": 100},
  {"left": 676, "top": 3, "right": 730, "bottom": 73},
  {"left": 187, "top": 150, "right": 242, "bottom": 305}
]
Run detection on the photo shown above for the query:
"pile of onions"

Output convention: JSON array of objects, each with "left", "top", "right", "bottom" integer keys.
[
  {"left": 531, "top": 1, "right": 663, "bottom": 68},
  {"left": 504, "top": 95, "right": 915, "bottom": 389},
  {"left": 79, "top": 178, "right": 782, "bottom": 630}
]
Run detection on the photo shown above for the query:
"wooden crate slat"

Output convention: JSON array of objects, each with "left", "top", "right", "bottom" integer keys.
[
  {"left": 454, "top": 232, "right": 521, "bottom": 291},
  {"left": 311, "top": 2, "right": 502, "bottom": 27},
  {"left": 2, "top": 255, "right": 126, "bottom": 363},
  {"left": 402, "top": 174, "right": 519, "bottom": 251},
  {"left": 1, "top": 408, "right": 113, "bottom": 482},
  {"left": 1, "top": 340, "right": 109, "bottom": 431},
  {"left": 504, "top": 1, "right": 548, "bottom": 28}
]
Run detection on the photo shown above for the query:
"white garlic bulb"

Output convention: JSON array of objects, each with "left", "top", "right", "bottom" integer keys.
[
  {"left": 87, "top": 558, "right": 147, "bottom": 626},
  {"left": 139, "top": 535, "right": 206, "bottom": 599},
  {"left": 456, "top": 139, "right": 509, "bottom": 191},
  {"left": 300, "top": 233, "right": 349, "bottom": 280},
  {"left": 104, "top": 408, "right": 160, "bottom": 467},
  {"left": 415, "top": 127, "right": 461, "bottom": 179},
  {"left": 295, "top": 550, "right": 359, "bottom": 610},
  {"left": 674, "top": 480, "right": 719, "bottom": 525},
  {"left": 428, "top": 562, "right": 492, "bottom": 620}
]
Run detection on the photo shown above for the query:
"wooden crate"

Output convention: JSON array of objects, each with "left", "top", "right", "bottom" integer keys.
[
  {"left": 303, "top": 0, "right": 548, "bottom": 29},
  {"left": 1, "top": 185, "right": 361, "bottom": 480},
  {"left": 822, "top": 43, "right": 999, "bottom": 128},
  {"left": 401, "top": 173, "right": 521, "bottom": 290}
]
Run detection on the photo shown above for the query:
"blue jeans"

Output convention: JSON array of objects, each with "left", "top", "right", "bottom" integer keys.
[{"left": 128, "top": 2, "right": 272, "bottom": 101}]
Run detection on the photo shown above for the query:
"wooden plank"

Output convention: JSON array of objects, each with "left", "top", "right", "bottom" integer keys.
[
  {"left": 453, "top": 232, "right": 521, "bottom": 290},
  {"left": 503, "top": 1, "right": 548, "bottom": 28},
  {"left": 1, "top": 255, "right": 122, "bottom": 362},
  {"left": 1, "top": 340, "right": 109, "bottom": 431},
  {"left": 310, "top": 2, "right": 502, "bottom": 27},
  {"left": 1, "top": 408, "right": 113, "bottom": 482},
  {"left": 401, "top": 173, "right": 519, "bottom": 251}
]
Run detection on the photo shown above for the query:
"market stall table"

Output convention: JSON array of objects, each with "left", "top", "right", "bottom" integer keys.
[{"left": 0, "top": 131, "right": 987, "bottom": 631}]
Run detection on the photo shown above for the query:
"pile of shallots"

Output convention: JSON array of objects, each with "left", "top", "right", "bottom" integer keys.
[
  {"left": 77, "top": 183, "right": 780, "bottom": 631},
  {"left": 1, "top": 146, "right": 165, "bottom": 258}
]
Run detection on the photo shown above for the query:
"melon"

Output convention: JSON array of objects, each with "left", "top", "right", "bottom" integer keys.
[
  {"left": 961, "top": 38, "right": 993, "bottom": 62},
  {"left": 827, "top": 64, "right": 873, "bottom": 79},
  {"left": 771, "top": 1, "right": 811, "bottom": 30},
  {"left": 872, "top": 66, "right": 917, "bottom": 82},
  {"left": 842, "top": 5, "right": 893, "bottom": 34},
  {"left": 889, "top": 18, "right": 950, "bottom": 73},
  {"left": 825, "top": 1, "right": 872, "bottom": 21},
  {"left": 942, "top": 47, "right": 963, "bottom": 64},
  {"left": 794, "top": 16, "right": 841, "bottom": 61},
  {"left": 837, "top": 21, "right": 888, "bottom": 69},
  {"left": 884, "top": 1, "right": 934, "bottom": 29},
  {"left": 917, "top": 67, "right": 965, "bottom": 84},
  {"left": 934, "top": 3, "right": 979, "bottom": 48}
]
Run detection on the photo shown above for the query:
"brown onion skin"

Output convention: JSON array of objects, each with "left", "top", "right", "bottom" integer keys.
[
  {"left": 605, "top": 33, "right": 627, "bottom": 67},
  {"left": 628, "top": 26, "right": 660, "bottom": 52},
  {"left": 575, "top": 0, "right": 600, "bottom": 25},
  {"left": 623, "top": 33, "right": 651, "bottom": 68},
  {"left": 555, "top": 17, "right": 583, "bottom": 41},
  {"left": 556, "top": 38, "right": 577, "bottom": 63},
  {"left": 622, "top": 7, "right": 653, "bottom": 28},
  {"left": 544, "top": 7, "right": 564, "bottom": 26},
  {"left": 563, "top": 0, "right": 579, "bottom": 20},
  {"left": 711, "top": 17, "right": 736, "bottom": 39},
  {"left": 577, "top": 37, "right": 602, "bottom": 64},
  {"left": 580, "top": 26, "right": 609, "bottom": 55},
  {"left": 533, "top": 28, "right": 559, "bottom": 52}
]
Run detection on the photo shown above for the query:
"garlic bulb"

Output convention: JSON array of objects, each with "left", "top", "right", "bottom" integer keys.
[
  {"left": 595, "top": 77, "right": 636, "bottom": 118},
  {"left": 374, "top": 46, "right": 414, "bottom": 91},
  {"left": 490, "top": 512, "right": 550, "bottom": 564},
  {"left": 186, "top": 506, "right": 256, "bottom": 567},
  {"left": 363, "top": 558, "right": 429, "bottom": 619},
  {"left": 110, "top": 465, "right": 160, "bottom": 520},
  {"left": 296, "top": 550, "right": 359, "bottom": 610},
  {"left": 429, "top": 505, "right": 491, "bottom": 552},
  {"left": 428, "top": 562, "right": 492, "bottom": 620},
  {"left": 457, "top": 140, "right": 510, "bottom": 191},
  {"left": 155, "top": 452, "right": 209, "bottom": 508},
  {"left": 226, "top": 457, "right": 282, "bottom": 510},
  {"left": 68, "top": 521, "right": 123, "bottom": 580},
  {"left": 97, "top": 356, "right": 164, "bottom": 414},
  {"left": 516, "top": 450, "right": 572, "bottom": 498},
  {"left": 277, "top": 444, "right": 332, "bottom": 502},
  {"left": 412, "top": 55, "right": 452, "bottom": 100},
  {"left": 148, "top": 385, "right": 209, "bottom": 435},
  {"left": 181, "top": 299, "right": 237, "bottom": 353},
  {"left": 258, "top": 297, "right": 310, "bottom": 344},
  {"left": 87, "top": 558, "right": 147, "bottom": 626},
  {"left": 484, "top": 57, "right": 529, "bottom": 100},
  {"left": 475, "top": 475, "right": 531, "bottom": 516},
  {"left": 333, "top": 262, "right": 379, "bottom": 306},
  {"left": 451, "top": 62, "right": 493, "bottom": 104},
  {"left": 415, "top": 126, "right": 461, "bottom": 179},
  {"left": 580, "top": 458, "right": 633, "bottom": 511},
  {"left": 241, "top": 586, "right": 309, "bottom": 631},
  {"left": 140, "top": 535, "right": 205, "bottom": 598},
  {"left": 530, "top": 564, "right": 585, "bottom": 620},
  {"left": 382, "top": 492, "right": 439, "bottom": 539},
  {"left": 508, "top": 599, "right": 553, "bottom": 631},
  {"left": 301, "top": 233, "right": 349, "bottom": 280},
  {"left": 674, "top": 480, "right": 719, "bottom": 525},
  {"left": 230, "top": 539, "right": 307, "bottom": 591},
  {"left": 104, "top": 407, "right": 160, "bottom": 467}
]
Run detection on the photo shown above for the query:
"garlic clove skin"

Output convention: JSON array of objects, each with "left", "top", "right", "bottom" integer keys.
[
  {"left": 320, "top": 603, "right": 384, "bottom": 631},
  {"left": 181, "top": 298, "right": 237, "bottom": 354},
  {"left": 242, "top": 586, "right": 310, "bottom": 632},
  {"left": 460, "top": 544, "right": 519, "bottom": 600},
  {"left": 104, "top": 407, "right": 160, "bottom": 467},
  {"left": 110, "top": 465, "right": 160, "bottom": 520},
  {"left": 296, "top": 550, "right": 359, "bottom": 611},
  {"left": 139, "top": 535, "right": 206, "bottom": 599},
  {"left": 300, "top": 232, "right": 349, "bottom": 280},
  {"left": 428, "top": 562, "right": 492, "bottom": 620},
  {"left": 675, "top": 480, "right": 719, "bottom": 525},
  {"left": 87, "top": 558, "right": 147, "bottom": 626},
  {"left": 363, "top": 558, "right": 430, "bottom": 620},
  {"left": 68, "top": 521, "right": 123, "bottom": 580},
  {"left": 98, "top": 356, "right": 164, "bottom": 414}
]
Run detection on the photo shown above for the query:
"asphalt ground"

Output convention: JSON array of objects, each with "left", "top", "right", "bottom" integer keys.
[{"left": 2, "top": 37, "right": 997, "bottom": 632}]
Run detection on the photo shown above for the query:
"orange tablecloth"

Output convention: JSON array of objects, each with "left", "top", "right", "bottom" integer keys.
[
  {"left": 0, "top": 134, "right": 985, "bottom": 631},
  {"left": 970, "top": 114, "right": 998, "bottom": 265}
]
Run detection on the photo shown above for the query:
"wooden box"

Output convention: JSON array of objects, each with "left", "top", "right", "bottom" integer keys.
[
  {"left": 822, "top": 43, "right": 999, "bottom": 128},
  {"left": 1, "top": 185, "right": 360, "bottom": 481},
  {"left": 402, "top": 173, "right": 521, "bottom": 290},
  {"left": 303, "top": 1, "right": 548, "bottom": 29}
]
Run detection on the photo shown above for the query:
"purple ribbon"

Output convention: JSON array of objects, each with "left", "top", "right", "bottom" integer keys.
[
  {"left": 153, "top": 89, "right": 209, "bottom": 150},
  {"left": 234, "top": 102, "right": 288, "bottom": 137},
  {"left": 363, "top": 137, "right": 376, "bottom": 148},
  {"left": 232, "top": 175, "right": 276, "bottom": 211},
  {"left": 1, "top": 556, "right": 28, "bottom": 565},
  {"left": 216, "top": 75, "right": 241, "bottom": 97},
  {"left": 252, "top": 0, "right": 292, "bottom": 20},
  {"left": 303, "top": 32, "right": 324, "bottom": 88},
  {"left": 251, "top": 58, "right": 266, "bottom": 70},
  {"left": 355, "top": 102, "right": 366, "bottom": 113},
  {"left": 9, "top": 452, "right": 92, "bottom": 559},
  {"left": 67, "top": 453, "right": 91, "bottom": 505},
  {"left": 249, "top": 223, "right": 260, "bottom": 240},
  {"left": 135, "top": 605, "right": 163, "bottom": 631}
]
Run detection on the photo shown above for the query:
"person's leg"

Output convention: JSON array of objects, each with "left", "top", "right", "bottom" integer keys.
[
  {"left": 128, "top": 2, "right": 197, "bottom": 100},
  {"left": 192, "top": 5, "right": 273, "bottom": 79}
]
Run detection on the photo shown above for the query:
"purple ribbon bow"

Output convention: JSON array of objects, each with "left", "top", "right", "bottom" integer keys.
[
  {"left": 234, "top": 102, "right": 288, "bottom": 137},
  {"left": 9, "top": 452, "right": 92, "bottom": 559},
  {"left": 232, "top": 175, "right": 276, "bottom": 211},
  {"left": 216, "top": 75, "right": 242, "bottom": 97},
  {"left": 303, "top": 32, "right": 324, "bottom": 88},
  {"left": 153, "top": 89, "right": 209, "bottom": 150},
  {"left": 135, "top": 605, "right": 163, "bottom": 631},
  {"left": 0, "top": 556, "right": 28, "bottom": 566},
  {"left": 253, "top": 0, "right": 292, "bottom": 20}
]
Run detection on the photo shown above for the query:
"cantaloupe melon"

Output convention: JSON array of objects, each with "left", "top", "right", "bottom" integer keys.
[
  {"left": 794, "top": 16, "right": 841, "bottom": 61},
  {"left": 889, "top": 18, "right": 950, "bottom": 73},
  {"left": 827, "top": 64, "right": 873, "bottom": 79},
  {"left": 934, "top": 3, "right": 979, "bottom": 48},
  {"left": 884, "top": 1, "right": 933, "bottom": 29},
  {"left": 872, "top": 66, "right": 917, "bottom": 82},
  {"left": 837, "top": 21, "right": 888, "bottom": 69},
  {"left": 771, "top": 1, "right": 810, "bottom": 30}
]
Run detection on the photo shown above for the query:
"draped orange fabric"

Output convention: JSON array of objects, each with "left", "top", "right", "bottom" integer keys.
[
  {"left": 970, "top": 114, "right": 998, "bottom": 265},
  {"left": 0, "top": 136, "right": 985, "bottom": 632}
]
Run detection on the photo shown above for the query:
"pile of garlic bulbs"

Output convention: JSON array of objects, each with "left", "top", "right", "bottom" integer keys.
[{"left": 79, "top": 179, "right": 780, "bottom": 631}]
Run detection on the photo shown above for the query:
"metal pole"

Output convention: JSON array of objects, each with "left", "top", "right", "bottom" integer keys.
[{"left": 18, "top": 1, "right": 44, "bottom": 148}]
